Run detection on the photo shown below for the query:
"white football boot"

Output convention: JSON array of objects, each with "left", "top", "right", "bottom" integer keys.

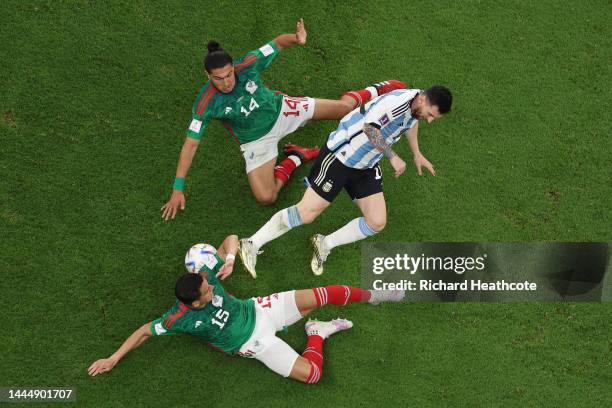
[
  {"left": 305, "top": 318, "right": 353, "bottom": 339},
  {"left": 369, "top": 289, "right": 406, "bottom": 305},
  {"left": 238, "top": 239, "right": 261, "bottom": 279},
  {"left": 310, "top": 234, "right": 330, "bottom": 276}
]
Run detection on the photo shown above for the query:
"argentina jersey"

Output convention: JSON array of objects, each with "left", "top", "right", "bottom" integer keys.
[{"left": 326, "top": 89, "right": 421, "bottom": 169}]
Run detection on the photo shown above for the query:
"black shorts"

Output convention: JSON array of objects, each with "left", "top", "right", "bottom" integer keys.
[{"left": 306, "top": 144, "right": 383, "bottom": 202}]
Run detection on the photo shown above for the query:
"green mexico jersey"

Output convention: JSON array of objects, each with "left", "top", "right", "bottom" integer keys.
[
  {"left": 186, "top": 41, "right": 284, "bottom": 144},
  {"left": 150, "top": 252, "right": 256, "bottom": 354}
]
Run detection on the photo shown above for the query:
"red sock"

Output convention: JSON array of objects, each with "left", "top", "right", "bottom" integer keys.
[
  {"left": 313, "top": 285, "right": 371, "bottom": 307},
  {"left": 273, "top": 157, "right": 299, "bottom": 183},
  {"left": 342, "top": 89, "right": 372, "bottom": 108},
  {"left": 302, "top": 335, "right": 324, "bottom": 384}
]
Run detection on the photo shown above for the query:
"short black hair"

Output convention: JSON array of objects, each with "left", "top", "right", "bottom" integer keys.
[
  {"left": 175, "top": 273, "right": 203, "bottom": 305},
  {"left": 203, "top": 41, "right": 233, "bottom": 73},
  {"left": 425, "top": 85, "right": 453, "bottom": 114}
]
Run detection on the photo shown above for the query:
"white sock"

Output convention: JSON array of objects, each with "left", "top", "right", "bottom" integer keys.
[
  {"left": 288, "top": 155, "right": 302, "bottom": 167},
  {"left": 366, "top": 86, "right": 378, "bottom": 99},
  {"left": 250, "top": 206, "right": 302, "bottom": 249},
  {"left": 323, "top": 217, "right": 377, "bottom": 250}
]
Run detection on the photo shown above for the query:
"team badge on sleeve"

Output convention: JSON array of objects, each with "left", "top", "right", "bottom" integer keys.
[
  {"left": 245, "top": 80, "right": 258, "bottom": 94},
  {"left": 258, "top": 44, "right": 274, "bottom": 57},
  {"left": 189, "top": 119, "right": 202, "bottom": 133},
  {"left": 154, "top": 322, "right": 167, "bottom": 335},
  {"left": 212, "top": 295, "right": 224, "bottom": 308},
  {"left": 379, "top": 114, "right": 390, "bottom": 126},
  {"left": 204, "top": 254, "right": 219, "bottom": 270}
]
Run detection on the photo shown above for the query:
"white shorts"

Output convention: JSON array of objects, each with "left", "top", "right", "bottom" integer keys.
[
  {"left": 240, "top": 96, "right": 316, "bottom": 173},
  {"left": 237, "top": 290, "right": 304, "bottom": 377}
]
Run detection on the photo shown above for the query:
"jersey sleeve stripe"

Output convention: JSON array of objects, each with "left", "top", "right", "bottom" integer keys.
[
  {"left": 392, "top": 105, "right": 411, "bottom": 118},
  {"left": 234, "top": 54, "right": 257, "bottom": 73},
  {"left": 195, "top": 85, "right": 218, "bottom": 116},
  {"left": 163, "top": 303, "right": 189, "bottom": 329},
  {"left": 391, "top": 101, "right": 410, "bottom": 116},
  {"left": 195, "top": 86, "right": 217, "bottom": 116}
]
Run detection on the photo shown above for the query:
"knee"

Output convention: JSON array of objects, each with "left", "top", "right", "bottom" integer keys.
[
  {"left": 365, "top": 216, "right": 386, "bottom": 233},
  {"left": 297, "top": 363, "right": 321, "bottom": 384},
  {"left": 297, "top": 208, "right": 318, "bottom": 225},
  {"left": 295, "top": 192, "right": 327, "bottom": 224},
  {"left": 290, "top": 357, "right": 321, "bottom": 384},
  {"left": 254, "top": 191, "right": 278, "bottom": 205}
]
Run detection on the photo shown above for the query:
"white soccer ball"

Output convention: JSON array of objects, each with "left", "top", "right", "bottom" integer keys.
[{"left": 185, "top": 243, "right": 217, "bottom": 273}]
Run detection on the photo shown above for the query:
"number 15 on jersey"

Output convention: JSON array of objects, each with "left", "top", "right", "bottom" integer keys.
[{"left": 211, "top": 309, "right": 229, "bottom": 329}]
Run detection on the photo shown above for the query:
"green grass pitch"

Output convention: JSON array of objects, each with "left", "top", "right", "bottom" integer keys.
[{"left": 1, "top": 1, "right": 611, "bottom": 406}]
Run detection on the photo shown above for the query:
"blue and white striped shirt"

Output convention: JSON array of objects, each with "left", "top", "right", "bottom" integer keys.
[{"left": 326, "top": 89, "right": 420, "bottom": 169}]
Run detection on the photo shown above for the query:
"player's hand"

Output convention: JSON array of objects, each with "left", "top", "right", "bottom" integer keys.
[
  {"left": 296, "top": 18, "right": 307, "bottom": 45},
  {"left": 216, "top": 259, "right": 234, "bottom": 280},
  {"left": 413, "top": 154, "right": 436, "bottom": 176},
  {"left": 390, "top": 155, "right": 407, "bottom": 178},
  {"left": 161, "top": 190, "right": 186, "bottom": 221},
  {"left": 88, "top": 358, "right": 117, "bottom": 377}
]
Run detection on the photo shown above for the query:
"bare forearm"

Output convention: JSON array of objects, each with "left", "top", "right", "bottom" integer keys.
[
  {"left": 273, "top": 34, "right": 299, "bottom": 51},
  {"left": 109, "top": 324, "right": 152, "bottom": 364},
  {"left": 364, "top": 123, "right": 396, "bottom": 159},
  {"left": 406, "top": 129, "right": 421, "bottom": 157},
  {"left": 175, "top": 139, "right": 199, "bottom": 179},
  {"left": 218, "top": 235, "right": 239, "bottom": 260}
]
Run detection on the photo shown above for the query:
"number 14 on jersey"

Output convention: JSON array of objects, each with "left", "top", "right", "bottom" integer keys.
[{"left": 240, "top": 97, "right": 260, "bottom": 117}]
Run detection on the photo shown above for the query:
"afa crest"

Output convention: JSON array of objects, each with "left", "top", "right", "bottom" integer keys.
[{"left": 322, "top": 181, "right": 333, "bottom": 192}]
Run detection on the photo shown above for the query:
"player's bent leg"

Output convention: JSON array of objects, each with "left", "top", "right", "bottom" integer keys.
[
  {"left": 275, "top": 145, "right": 319, "bottom": 185},
  {"left": 321, "top": 192, "right": 387, "bottom": 251},
  {"left": 356, "top": 192, "right": 387, "bottom": 232},
  {"left": 295, "top": 318, "right": 353, "bottom": 384},
  {"left": 282, "top": 144, "right": 320, "bottom": 164},
  {"left": 243, "top": 96, "right": 316, "bottom": 197},
  {"left": 289, "top": 356, "right": 314, "bottom": 383},
  {"left": 296, "top": 187, "right": 331, "bottom": 224},
  {"left": 247, "top": 158, "right": 283, "bottom": 205}
]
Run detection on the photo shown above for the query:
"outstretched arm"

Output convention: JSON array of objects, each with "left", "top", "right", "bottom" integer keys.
[
  {"left": 406, "top": 122, "right": 435, "bottom": 176},
  {"left": 216, "top": 235, "right": 239, "bottom": 280},
  {"left": 363, "top": 123, "right": 406, "bottom": 178},
  {"left": 88, "top": 322, "right": 153, "bottom": 377},
  {"left": 161, "top": 137, "right": 201, "bottom": 220},
  {"left": 273, "top": 18, "right": 307, "bottom": 50}
]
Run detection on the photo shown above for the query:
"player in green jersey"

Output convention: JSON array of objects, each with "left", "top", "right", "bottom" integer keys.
[
  {"left": 88, "top": 235, "right": 404, "bottom": 383},
  {"left": 161, "top": 19, "right": 406, "bottom": 220}
]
